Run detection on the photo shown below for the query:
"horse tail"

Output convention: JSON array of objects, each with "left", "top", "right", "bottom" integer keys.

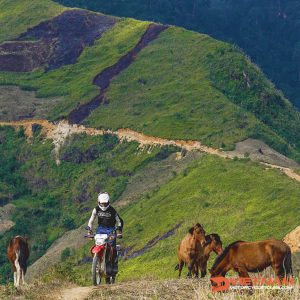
[
  {"left": 18, "top": 239, "right": 28, "bottom": 274},
  {"left": 283, "top": 248, "right": 293, "bottom": 277}
]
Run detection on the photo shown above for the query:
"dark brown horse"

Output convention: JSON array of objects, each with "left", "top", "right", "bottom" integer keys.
[
  {"left": 175, "top": 223, "right": 206, "bottom": 278},
  {"left": 7, "top": 236, "right": 30, "bottom": 287},
  {"left": 210, "top": 239, "right": 292, "bottom": 284},
  {"left": 196, "top": 233, "right": 223, "bottom": 278}
]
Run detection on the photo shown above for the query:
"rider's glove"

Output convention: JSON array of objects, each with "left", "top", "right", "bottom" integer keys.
[
  {"left": 116, "top": 229, "right": 123, "bottom": 239},
  {"left": 85, "top": 226, "right": 92, "bottom": 236}
]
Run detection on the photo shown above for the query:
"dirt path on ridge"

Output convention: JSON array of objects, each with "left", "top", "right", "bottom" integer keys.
[
  {"left": 56, "top": 286, "right": 94, "bottom": 300},
  {"left": 0, "top": 119, "right": 299, "bottom": 182}
]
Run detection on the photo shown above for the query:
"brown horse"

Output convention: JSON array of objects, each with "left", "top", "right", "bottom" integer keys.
[
  {"left": 175, "top": 223, "right": 206, "bottom": 278},
  {"left": 7, "top": 236, "right": 30, "bottom": 287},
  {"left": 210, "top": 239, "right": 292, "bottom": 283},
  {"left": 195, "top": 233, "right": 223, "bottom": 278}
]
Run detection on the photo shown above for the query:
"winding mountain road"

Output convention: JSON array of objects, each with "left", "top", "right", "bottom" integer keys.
[{"left": 1, "top": 119, "right": 299, "bottom": 182}]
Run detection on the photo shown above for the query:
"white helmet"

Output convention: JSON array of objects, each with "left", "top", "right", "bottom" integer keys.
[{"left": 98, "top": 192, "right": 110, "bottom": 211}]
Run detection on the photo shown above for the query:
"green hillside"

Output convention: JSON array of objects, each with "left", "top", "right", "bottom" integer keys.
[
  {"left": 0, "top": 0, "right": 66, "bottom": 42},
  {"left": 0, "top": 0, "right": 300, "bottom": 289},
  {"left": 55, "top": 0, "right": 300, "bottom": 110},
  {"left": 0, "top": 126, "right": 177, "bottom": 283},
  {"left": 0, "top": 1, "right": 299, "bottom": 163},
  {"left": 47, "top": 154, "right": 300, "bottom": 284},
  {"left": 0, "top": 18, "right": 149, "bottom": 119}
]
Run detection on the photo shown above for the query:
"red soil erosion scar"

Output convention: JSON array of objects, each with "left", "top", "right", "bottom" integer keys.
[
  {"left": 0, "top": 10, "right": 116, "bottom": 72},
  {"left": 67, "top": 23, "right": 168, "bottom": 124}
]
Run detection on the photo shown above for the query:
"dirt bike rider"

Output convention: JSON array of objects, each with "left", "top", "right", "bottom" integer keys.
[{"left": 87, "top": 192, "right": 123, "bottom": 281}]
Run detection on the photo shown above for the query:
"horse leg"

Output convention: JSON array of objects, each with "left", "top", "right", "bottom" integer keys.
[
  {"left": 14, "top": 252, "right": 21, "bottom": 287},
  {"left": 194, "top": 263, "right": 199, "bottom": 278},
  {"left": 186, "top": 261, "right": 194, "bottom": 278},
  {"left": 272, "top": 261, "right": 288, "bottom": 285},
  {"left": 237, "top": 269, "right": 252, "bottom": 294},
  {"left": 200, "top": 260, "right": 207, "bottom": 278},
  {"left": 21, "top": 269, "right": 26, "bottom": 285},
  {"left": 178, "top": 261, "right": 184, "bottom": 278},
  {"left": 13, "top": 272, "right": 17, "bottom": 287}
]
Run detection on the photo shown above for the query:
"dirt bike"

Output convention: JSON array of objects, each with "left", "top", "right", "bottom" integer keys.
[{"left": 85, "top": 228, "right": 121, "bottom": 285}]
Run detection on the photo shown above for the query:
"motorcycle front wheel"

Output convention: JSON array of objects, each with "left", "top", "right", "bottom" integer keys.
[{"left": 92, "top": 254, "right": 102, "bottom": 286}]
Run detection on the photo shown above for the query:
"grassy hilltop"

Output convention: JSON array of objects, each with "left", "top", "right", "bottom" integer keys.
[
  {"left": 0, "top": 0, "right": 299, "bottom": 290},
  {"left": 0, "top": 1, "right": 300, "bottom": 160}
]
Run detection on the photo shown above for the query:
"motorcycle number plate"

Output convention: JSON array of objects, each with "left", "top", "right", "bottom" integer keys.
[{"left": 94, "top": 234, "right": 108, "bottom": 246}]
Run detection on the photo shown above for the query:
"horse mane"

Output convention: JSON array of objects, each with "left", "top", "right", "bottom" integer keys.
[
  {"left": 207, "top": 233, "right": 221, "bottom": 244},
  {"left": 188, "top": 223, "right": 203, "bottom": 235},
  {"left": 211, "top": 240, "right": 244, "bottom": 271}
]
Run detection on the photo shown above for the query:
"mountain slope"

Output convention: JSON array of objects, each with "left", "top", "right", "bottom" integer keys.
[
  {"left": 1, "top": 2, "right": 300, "bottom": 161},
  {"left": 0, "top": 0, "right": 300, "bottom": 288},
  {"left": 0, "top": 0, "right": 66, "bottom": 43},
  {"left": 42, "top": 153, "right": 300, "bottom": 284},
  {"left": 55, "top": 0, "right": 300, "bottom": 109},
  {"left": 0, "top": 124, "right": 178, "bottom": 283}
]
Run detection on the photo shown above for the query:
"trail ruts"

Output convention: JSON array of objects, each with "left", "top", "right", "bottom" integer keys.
[{"left": 68, "top": 23, "right": 168, "bottom": 124}]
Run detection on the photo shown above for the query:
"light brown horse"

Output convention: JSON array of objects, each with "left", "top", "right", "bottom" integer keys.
[
  {"left": 195, "top": 233, "right": 223, "bottom": 278},
  {"left": 175, "top": 223, "right": 206, "bottom": 278},
  {"left": 7, "top": 236, "right": 30, "bottom": 287},
  {"left": 210, "top": 239, "right": 292, "bottom": 284}
]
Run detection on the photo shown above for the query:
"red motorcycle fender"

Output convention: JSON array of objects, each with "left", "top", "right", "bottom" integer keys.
[{"left": 91, "top": 245, "right": 105, "bottom": 255}]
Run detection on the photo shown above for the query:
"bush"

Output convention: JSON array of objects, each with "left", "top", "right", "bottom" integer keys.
[
  {"left": 61, "top": 247, "right": 71, "bottom": 261},
  {"left": 62, "top": 216, "right": 76, "bottom": 230}
]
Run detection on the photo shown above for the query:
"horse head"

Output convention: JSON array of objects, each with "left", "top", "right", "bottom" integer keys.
[
  {"left": 188, "top": 223, "right": 206, "bottom": 246},
  {"left": 205, "top": 234, "right": 223, "bottom": 255}
]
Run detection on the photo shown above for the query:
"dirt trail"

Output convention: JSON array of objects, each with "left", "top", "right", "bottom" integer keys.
[
  {"left": 57, "top": 286, "right": 94, "bottom": 300},
  {"left": 39, "top": 278, "right": 300, "bottom": 300},
  {"left": 0, "top": 119, "right": 300, "bottom": 182},
  {"left": 262, "top": 162, "right": 300, "bottom": 182},
  {"left": 68, "top": 23, "right": 167, "bottom": 124}
]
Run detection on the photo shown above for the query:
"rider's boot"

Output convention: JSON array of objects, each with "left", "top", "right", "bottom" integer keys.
[{"left": 112, "top": 253, "right": 118, "bottom": 275}]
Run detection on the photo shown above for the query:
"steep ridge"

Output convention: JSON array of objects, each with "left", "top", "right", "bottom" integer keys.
[
  {"left": 67, "top": 23, "right": 167, "bottom": 124},
  {"left": 1, "top": 6, "right": 300, "bottom": 161},
  {"left": 0, "top": 120, "right": 299, "bottom": 182}
]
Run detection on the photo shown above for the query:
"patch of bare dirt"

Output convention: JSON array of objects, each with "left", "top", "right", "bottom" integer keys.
[
  {"left": 68, "top": 24, "right": 168, "bottom": 124},
  {"left": 226, "top": 138, "right": 299, "bottom": 169},
  {"left": 284, "top": 226, "right": 300, "bottom": 253},
  {"left": 0, "top": 40, "right": 52, "bottom": 72},
  {"left": 0, "top": 86, "right": 62, "bottom": 121},
  {"left": 57, "top": 286, "right": 95, "bottom": 300},
  {"left": 0, "top": 203, "right": 15, "bottom": 234},
  {"left": 0, "top": 10, "right": 116, "bottom": 72}
]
